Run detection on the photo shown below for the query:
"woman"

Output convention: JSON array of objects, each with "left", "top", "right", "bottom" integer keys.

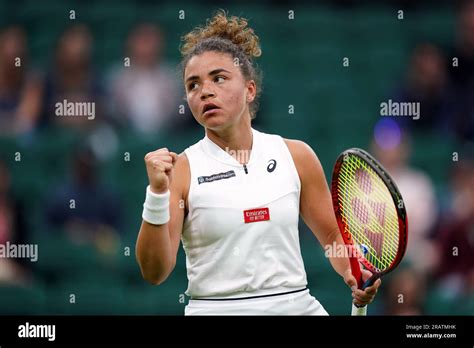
[{"left": 136, "top": 11, "right": 381, "bottom": 315}]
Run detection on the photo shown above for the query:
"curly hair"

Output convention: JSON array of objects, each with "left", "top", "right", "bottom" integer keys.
[{"left": 180, "top": 10, "right": 262, "bottom": 119}]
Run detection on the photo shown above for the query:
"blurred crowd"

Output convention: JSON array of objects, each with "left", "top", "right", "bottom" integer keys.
[
  {"left": 372, "top": 0, "right": 474, "bottom": 314},
  {"left": 0, "top": 1, "right": 473, "bottom": 315},
  {"left": 0, "top": 20, "right": 196, "bottom": 287},
  {"left": 0, "top": 22, "right": 193, "bottom": 136}
]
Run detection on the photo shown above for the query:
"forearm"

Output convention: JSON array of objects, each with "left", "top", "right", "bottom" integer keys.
[
  {"left": 135, "top": 221, "right": 173, "bottom": 285},
  {"left": 323, "top": 228, "right": 351, "bottom": 278}
]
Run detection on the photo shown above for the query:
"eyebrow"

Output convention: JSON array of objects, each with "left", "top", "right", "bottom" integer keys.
[{"left": 185, "top": 68, "right": 231, "bottom": 84}]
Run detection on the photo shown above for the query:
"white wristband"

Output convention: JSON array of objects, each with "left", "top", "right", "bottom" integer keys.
[{"left": 142, "top": 186, "right": 170, "bottom": 225}]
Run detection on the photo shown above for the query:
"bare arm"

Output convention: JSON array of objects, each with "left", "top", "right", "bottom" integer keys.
[
  {"left": 285, "top": 140, "right": 350, "bottom": 277},
  {"left": 285, "top": 139, "right": 381, "bottom": 305},
  {"left": 135, "top": 150, "right": 189, "bottom": 285}
]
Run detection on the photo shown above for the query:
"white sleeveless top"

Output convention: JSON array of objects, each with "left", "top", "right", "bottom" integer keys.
[{"left": 182, "top": 128, "right": 308, "bottom": 299}]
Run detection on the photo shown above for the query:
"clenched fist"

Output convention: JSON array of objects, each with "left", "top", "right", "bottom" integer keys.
[{"left": 144, "top": 148, "right": 178, "bottom": 194}]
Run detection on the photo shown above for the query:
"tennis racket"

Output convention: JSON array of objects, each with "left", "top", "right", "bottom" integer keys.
[{"left": 331, "top": 148, "right": 408, "bottom": 316}]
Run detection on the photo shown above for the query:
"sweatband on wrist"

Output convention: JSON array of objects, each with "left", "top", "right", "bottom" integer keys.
[{"left": 142, "top": 186, "right": 170, "bottom": 225}]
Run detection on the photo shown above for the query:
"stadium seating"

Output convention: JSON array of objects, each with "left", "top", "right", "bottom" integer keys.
[{"left": 0, "top": 1, "right": 463, "bottom": 315}]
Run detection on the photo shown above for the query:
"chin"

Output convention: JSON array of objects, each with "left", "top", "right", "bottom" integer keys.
[{"left": 202, "top": 115, "right": 230, "bottom": 130}]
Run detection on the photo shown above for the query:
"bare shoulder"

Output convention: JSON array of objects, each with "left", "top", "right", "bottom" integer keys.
[
  {"left": 174, "top": 151, "right": 190, "bottom": 171},
  {"left": 284, "top": 139, "right": 315, "bottom": 158},
  {"left": 283, "top": 139, "right": 320, "bottom": 165},
  {"left": 172, "top": 152, "right": 190, "bottom": 196},
  {"left": 283, "top": 139, "right": 323, "bottom": 179},
  {"left": 171, "top": 152, "right": 191, "bottom": 211}
]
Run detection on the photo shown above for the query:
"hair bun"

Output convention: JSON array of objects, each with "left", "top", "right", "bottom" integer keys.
[{"left": 181, "top": 10, "right": 261, "bottom": 59}]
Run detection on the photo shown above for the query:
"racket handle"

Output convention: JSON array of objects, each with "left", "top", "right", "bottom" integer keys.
[
  {"left": 351, "top": 302, "right": 367, "bottom": 316},
  {"left": 351, "top": 275, "right": 379, "bottom": 316},
  {"left": 361, "top": 274, "right": 379, "bottom": 290}
]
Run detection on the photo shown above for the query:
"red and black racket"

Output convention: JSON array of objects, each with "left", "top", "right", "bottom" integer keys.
[{"left": 331, "top": 148, "right": 408, "bottom": 315}]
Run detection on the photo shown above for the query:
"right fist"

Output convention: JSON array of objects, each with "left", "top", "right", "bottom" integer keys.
[{"left": 144, "top": 148, "right": 178, "bottom": 194}]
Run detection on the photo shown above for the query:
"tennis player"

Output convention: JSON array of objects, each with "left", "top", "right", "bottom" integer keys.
[{"left": 136, "top": 11, "right": 381, "bottom": 315}]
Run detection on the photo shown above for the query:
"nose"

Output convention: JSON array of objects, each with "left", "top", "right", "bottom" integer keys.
[{"left": 200, "top": 81, "right": 216, "bottom": 100}]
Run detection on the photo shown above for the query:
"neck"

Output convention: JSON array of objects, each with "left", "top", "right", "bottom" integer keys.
[{"left": 206, "top": 118, "right": 253, "bottom": 165}]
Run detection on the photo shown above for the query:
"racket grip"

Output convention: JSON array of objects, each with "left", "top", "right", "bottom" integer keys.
[
  {"left": 361, "top": 274, "right": 379, "bottom": 290},
  {"left": 351, "top": 302, "right": 367, "bottom": 316}
]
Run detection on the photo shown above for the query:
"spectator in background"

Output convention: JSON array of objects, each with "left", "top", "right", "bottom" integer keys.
[
  {"left": 447, "top": 0, "right": 474, "bottom": 143},
  {"left": 107, "top": 23, "right": 184, "bottom": 136},
  {"left": 435, "top": 155, "right": 474, "bottom": 297},
  {"left": 384, "top": 268, "right": 426, "bottom": 315},
  {"left": 44, "top": 146, "right": 122, "bottom": 255},
  {"left": 40, "top": 24, "right": 104, "bottom": 129},
  {"left": 372, "top": 120, "right": 438, "bottom": 274},
  {"left": 0, "top": 158, "right": 31, "bottom": 285},
  {"left": 391, "top": 42, "right": 454, "bottom": 132},
  {"left": 0, "top": 26, "right": 43, "bottom": 136}
]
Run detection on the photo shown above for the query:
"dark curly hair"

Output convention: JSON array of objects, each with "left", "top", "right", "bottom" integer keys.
[{"left": 180, "top": 10, "right": 263, "bottom": 119}]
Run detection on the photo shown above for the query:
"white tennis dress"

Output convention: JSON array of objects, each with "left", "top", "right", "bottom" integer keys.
[{"left": 182, "top": 128, "right": 328, "bottom": 315}]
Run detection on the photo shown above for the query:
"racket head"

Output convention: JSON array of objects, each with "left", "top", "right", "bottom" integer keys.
[{"left": 331, "top": 148, "right": 408, "bottom": 281}]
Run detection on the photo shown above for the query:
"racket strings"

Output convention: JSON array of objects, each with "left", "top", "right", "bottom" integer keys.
[
  {"left": 337, "top": 155, "right": 399, "bottom": 271},
  {"left": 339, "top": 159, "right": 398, "bottom": 268}
]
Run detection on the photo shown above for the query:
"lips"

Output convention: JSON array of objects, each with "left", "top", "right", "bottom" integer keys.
[{"left": 202, "top": 103, "right": 220, "bottom": 115}]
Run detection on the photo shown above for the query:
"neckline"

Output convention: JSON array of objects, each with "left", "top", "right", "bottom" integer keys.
[{"left": 202, "top": 128, "right": 260, "bottom": 167}]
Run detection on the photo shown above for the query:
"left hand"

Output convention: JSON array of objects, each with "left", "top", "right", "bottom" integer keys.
[{"left": 343, "top": 269, "right": 382, "bottom": 306}]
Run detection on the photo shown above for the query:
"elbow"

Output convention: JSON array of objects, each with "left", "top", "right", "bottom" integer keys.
[
  {"left": 142, "top": 273, "right": 167, "bottom": 286},
  {"left": 139, "top": 260, "right": 176, "bottom": 286}
]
